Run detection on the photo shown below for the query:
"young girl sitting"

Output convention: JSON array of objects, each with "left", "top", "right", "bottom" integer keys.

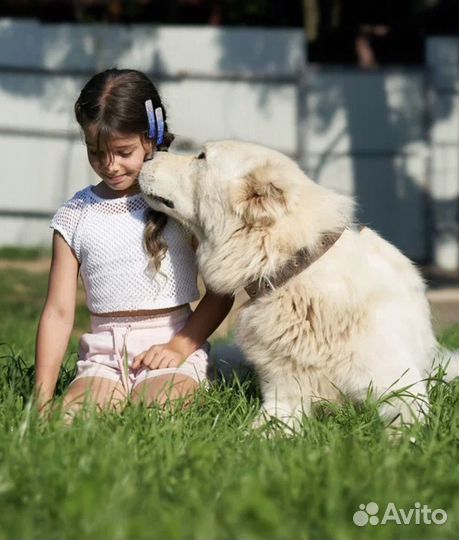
[{"left": 34, "top": 68, "right": 234, "bottom": 418}]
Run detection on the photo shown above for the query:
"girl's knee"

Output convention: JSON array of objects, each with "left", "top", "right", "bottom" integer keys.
[
  {"left": 62, "top": 377, "right": 126, "bottom": 412},
  {"left": 131, "top": 374, "right": 200, "bottom": 407}
]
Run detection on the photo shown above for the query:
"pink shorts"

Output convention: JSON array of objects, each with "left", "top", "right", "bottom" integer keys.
[{"left": 73, "top": 306, "right": 211, "bottom": 394}]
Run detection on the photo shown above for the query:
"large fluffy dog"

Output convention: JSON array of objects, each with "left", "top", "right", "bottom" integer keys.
[{"left": 140, "top": 141, "right": 458, "bottom": 429}]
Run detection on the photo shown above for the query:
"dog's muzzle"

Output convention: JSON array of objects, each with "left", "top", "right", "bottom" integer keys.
[{"left": 146, "top": 194, "right": 175, "bottom": 210}]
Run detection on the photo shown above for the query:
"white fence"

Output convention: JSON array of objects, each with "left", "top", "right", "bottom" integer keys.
[{"left": 0, "top": 20, "right": 457, "bottom": 269}]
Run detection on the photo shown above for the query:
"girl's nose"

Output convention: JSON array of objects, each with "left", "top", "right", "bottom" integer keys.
[{"left": 101, "top": 155, "right": 120, "bottom": 174}]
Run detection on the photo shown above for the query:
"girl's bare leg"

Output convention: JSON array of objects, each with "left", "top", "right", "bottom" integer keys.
[
  {"left": 131, "top": 374, "right": 200, "bottom": 408},
  {"left": 61, "top": 376, "right": 127, "bottom": 422}
]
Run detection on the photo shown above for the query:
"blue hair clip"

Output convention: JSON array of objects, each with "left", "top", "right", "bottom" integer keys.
[
  {"left": 145, "top": 99, "right": 156, "bottom": 140},
  {"left": 155, "top": 106, "right": 164, "bottom": 146}
]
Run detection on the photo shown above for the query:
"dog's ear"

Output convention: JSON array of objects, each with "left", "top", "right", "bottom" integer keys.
[{"left": 232, "top": 165, "right": 290, "bottom": 227}]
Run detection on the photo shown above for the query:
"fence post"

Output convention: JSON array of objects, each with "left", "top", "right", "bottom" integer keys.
[
  {"left": 296, "top": 32, "right": 309, "bottom": 173},
  {"left": 426, "top": 36, "right": 459, "bottom": 272}
]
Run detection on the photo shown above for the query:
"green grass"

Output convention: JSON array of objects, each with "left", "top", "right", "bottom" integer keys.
[
  {"left": 0, "top": 261, "right": 458, "bottom": 540},
  {"left": 0, "top": 246, "right": 50, "bottom": 261}
]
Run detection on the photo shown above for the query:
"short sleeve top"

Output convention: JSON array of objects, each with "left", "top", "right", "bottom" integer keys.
[{"left": 50, "top": 187, "right": 200, "bottom": 313}]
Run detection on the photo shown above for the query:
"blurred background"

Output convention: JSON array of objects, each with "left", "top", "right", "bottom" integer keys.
[{"left": 0, "top": 0, "right": 457, "bottom": 278}]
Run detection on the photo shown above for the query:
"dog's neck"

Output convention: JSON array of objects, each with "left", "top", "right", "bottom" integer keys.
[
  {"left": 198, "top": 229, "right": 344, "bottom": 295},
  {"left": 244, "top": 229, "right": 346, "bottom": 299},
  {"left": 197, "top": 188, "right": 354, "bottom": 296}
]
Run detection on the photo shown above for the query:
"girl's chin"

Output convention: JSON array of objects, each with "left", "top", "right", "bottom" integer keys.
[
  {"left": 106, "top": 176, "right": 127, "bottom": 187},
  {"left": 108, "top": 181, "right": 140, "bottom": 195},
  {"left": 106, "top": 178, "right": 136, "bottom": 190}
]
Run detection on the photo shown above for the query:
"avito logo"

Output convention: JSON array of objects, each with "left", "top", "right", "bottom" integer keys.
[{"left": 353, "top": 502, "right": 447, "bottom": 527}]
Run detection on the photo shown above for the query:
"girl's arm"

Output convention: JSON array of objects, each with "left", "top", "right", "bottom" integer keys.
[
  {"left": 34, "top": 232, "right": 80, "bottom": 410},
  {"left": 169, "top": 290, "right": 235, "bottom": 356},
  {"left": 172, "top": 234, "right": 235, "bottom": 355},
  {"left": 175, "top": 233, "right": 235, "bottom": 353}
]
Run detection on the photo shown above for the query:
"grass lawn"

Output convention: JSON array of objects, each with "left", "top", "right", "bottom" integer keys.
[{"left": 0, "top": 250, "right": 458, "bottom": 540}]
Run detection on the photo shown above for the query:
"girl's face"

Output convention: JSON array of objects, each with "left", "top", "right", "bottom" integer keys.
[{"left": 84, "top": 126, "right": 153, "bottom": 195}]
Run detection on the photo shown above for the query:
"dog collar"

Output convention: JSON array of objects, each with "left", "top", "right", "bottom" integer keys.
[{"left": 244, "top": 229, "right": 345, "bottom": 300}]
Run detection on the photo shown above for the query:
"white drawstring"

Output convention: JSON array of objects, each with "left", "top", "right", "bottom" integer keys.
[{"left": 111, "top": 324, "right": 132, "bottom": 394}]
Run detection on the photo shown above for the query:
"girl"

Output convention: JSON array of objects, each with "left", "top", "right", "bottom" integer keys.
[{"left": 35, "top": 68, "right": 234, "bottom": 417}]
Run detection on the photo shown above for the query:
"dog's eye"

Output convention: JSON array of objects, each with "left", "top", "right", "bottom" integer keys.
[{"left": 196, "top": 152, "right": 206, "bottom": 160}]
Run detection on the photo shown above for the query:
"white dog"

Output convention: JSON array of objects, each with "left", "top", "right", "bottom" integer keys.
[{"left": 140, "top": 140, "right": 458, "bottom": 429}]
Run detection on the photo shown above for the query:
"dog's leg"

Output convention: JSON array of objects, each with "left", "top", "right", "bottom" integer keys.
[
  {"left": 377, "top": 377, "right": 429, "bottom": 428},
  {"left": 252, "top": 373, "right": 313, "bottom": 432},
  {"left": 350, "top": 362, "right": 429, "bottom": 428}
]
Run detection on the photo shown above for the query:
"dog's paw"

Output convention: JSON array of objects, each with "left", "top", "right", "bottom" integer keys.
[{"left": 251, "top": 407, "right": 303, "bottom": 437}]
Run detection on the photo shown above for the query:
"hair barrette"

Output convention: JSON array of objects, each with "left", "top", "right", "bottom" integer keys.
[
  {"left": 145, "top": 99, "right": 164, "bottom": 146},
  {"left": 145, "top": 99, "right": 156, "bottom": 140},
  {"left": 155, "top": 106, "right": 164, "bottom": 146}
]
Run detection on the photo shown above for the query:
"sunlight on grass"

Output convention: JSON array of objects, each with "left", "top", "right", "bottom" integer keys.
[{"left": 0, "top": 254, "right": 458, "bottom": 540}]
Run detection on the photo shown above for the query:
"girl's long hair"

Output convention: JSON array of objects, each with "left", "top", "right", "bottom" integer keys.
[{"left": 74, "top": 68, "right": 173, "bottom": 272}]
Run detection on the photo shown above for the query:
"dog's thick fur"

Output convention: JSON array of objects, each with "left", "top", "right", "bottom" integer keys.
[{"left": 140, "top": 140, "right": 458, "bottom": 429}]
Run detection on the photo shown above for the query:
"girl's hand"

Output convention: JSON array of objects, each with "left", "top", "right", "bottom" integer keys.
[{"left": 132, "top": 344, "right": 186, "bottom": 371}]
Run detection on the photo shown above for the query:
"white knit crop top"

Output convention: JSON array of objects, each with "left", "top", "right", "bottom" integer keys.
[{"left": 50, "top": 186, "right": 200, "bottom": 314}]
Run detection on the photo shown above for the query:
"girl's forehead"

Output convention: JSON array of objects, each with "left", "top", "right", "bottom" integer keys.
[{"left": 84, "top": 126, "right": 141, "bottom": 149}]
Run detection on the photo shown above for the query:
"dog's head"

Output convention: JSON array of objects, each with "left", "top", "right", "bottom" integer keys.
[
  {"left": 139, "top": 140, "right": 353, "bottom": 293},
  {"left": 139, "top": 140, "right": 302, "bottom": 241}
]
